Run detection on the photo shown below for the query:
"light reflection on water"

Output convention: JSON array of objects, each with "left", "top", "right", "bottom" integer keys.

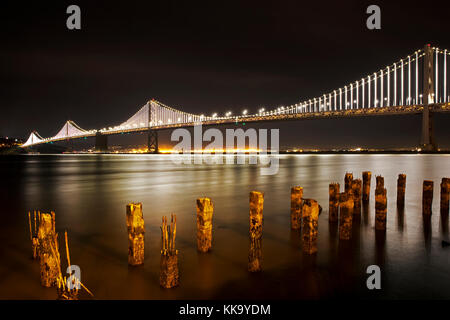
[{"left": 0, "top": 154, "right": 449, "bottom": 299}]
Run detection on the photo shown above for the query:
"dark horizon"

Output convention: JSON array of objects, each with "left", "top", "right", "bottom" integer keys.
[{"left": 1, "top": 0, "right": 450, "bottom": 148}]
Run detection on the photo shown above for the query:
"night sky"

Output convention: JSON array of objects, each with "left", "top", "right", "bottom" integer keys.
[{"left": 1, "top": 0, "right": 450, "bottom": 149}]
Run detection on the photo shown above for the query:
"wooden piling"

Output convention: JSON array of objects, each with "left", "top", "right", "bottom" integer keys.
[
  {"left": 362, "top": 171, "right": 372, "bottom": 202},
  {"left": 38, "top": 213, "right": 60, "bottom": 287},
  {"left": 339, "top": 192, "right": 353, "bottom": 240},
  {"left": 351, "top": 179, "right": 362, "bottom": 217},
  {"left": 196, "top": 198, "right": 214, "bottom": 253},
  {"left": 329, "top": 183, "right": 340, "bottom": 222},
  {"left": 375, "top": 187, "right": 387, "bottom": 230},
  {"left": 422, "top": 180, "right": 434, "bottom": 215},
  {"left": 248, "top": 237, "right": 262, "bottom": 272},
  {"left": 376, "top": 175, "right": 384, "bottom": 189},
  {"left": 302, "top": 199, "right": 319, "bottom": 254},
  {"left": 397, "top": 174, "right": 406, "bottom": 209},
  {"left": 249, "top": 191, "right": 264, "bottom": 240},
  {"left": 440, "top": 178, "right": 450, "bottom": 215},
  {"left": 160, "top": 214, "right": 179, "bottom": 288},
  {"left": 126, "top": 203, "right": 145, "bottom": 266},
  {"left": 344, "top": 172, "right": 353, "bottom": 193},
  {"left": 28, "top": 211, "right": 39, "bottom": 259},
  {"left": 290, "top": 187, "right": 303, "bottom": 229}
]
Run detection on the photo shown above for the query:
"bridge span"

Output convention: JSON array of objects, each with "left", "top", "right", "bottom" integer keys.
[{"left": 22, "top": 45, "right": 450, "bottom": 152}]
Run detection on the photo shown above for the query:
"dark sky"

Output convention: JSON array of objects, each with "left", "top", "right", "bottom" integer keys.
[{"left": 1, "top": 0, "right": 450, "bottom": 148}]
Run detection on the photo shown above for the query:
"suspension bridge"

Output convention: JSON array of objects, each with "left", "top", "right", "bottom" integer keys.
[{"left": 22, "top": 44, "right": 450, "bottom": 152}]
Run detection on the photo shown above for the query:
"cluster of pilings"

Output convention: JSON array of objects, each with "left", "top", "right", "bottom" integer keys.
[
  {"left": 289, "top": 187, "right": 320, "bottom": 255},
  {"left": 27, "top": 211, "right": 92, "bottom": 299},
  {"left": 328, "top": 172, "right": 450, "bottom": 238},
  {"left": 26, "top": 173, "right": 450, "bottom": 296},
  {"left": 112, "top": 175, "right": 450, "bottom": 287}
]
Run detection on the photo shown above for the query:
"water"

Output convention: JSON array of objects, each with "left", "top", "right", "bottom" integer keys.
[{"left": 0, "top": 154, "right": 449, "bottom": 299}]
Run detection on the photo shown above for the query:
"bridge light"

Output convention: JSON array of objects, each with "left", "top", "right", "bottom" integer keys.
[
  {"left": 212, "top": 113, "right": 217, "bottom": 118},
  {"left": 242, "top": 109, "right": 248, "bottom": 115}
]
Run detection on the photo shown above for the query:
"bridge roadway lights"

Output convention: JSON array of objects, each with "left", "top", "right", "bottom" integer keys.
[
  {"left": 95, "top": 132, "right": 108, "bottom": 152},
  {"left": 147, "top": 129, "right": 159, "bottom": 154}
]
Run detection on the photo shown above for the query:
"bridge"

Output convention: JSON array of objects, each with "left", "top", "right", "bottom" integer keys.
[{"left": 22, "top": 44, "right": 450, "bottom": 152}]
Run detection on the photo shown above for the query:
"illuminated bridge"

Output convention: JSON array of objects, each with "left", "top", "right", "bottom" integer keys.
[{"left": 22, "top": 45, "right": 450, "bottom": 152}]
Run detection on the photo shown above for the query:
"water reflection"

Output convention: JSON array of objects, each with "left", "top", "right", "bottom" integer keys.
[{"left": 1, "top": 154, "right": 450, "bottom": 299}]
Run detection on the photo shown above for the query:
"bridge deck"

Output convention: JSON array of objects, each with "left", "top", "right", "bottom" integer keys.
[{"left": 23, "top": 103, "right": 450, "bottom": 146}]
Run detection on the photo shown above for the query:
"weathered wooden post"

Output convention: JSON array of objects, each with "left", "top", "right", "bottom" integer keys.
[
  {"left": 302, "top": 199, "right": 319, "bottom": 254},
  {"left": 248, "top": 237, "right": 262, "bottom": 272},
  {"left": 38, "top": 212, "right": 60, "bottom": 287},
  {"left": 422, "top": 180, "right": 434, "bottom": 215},
  {"left": 351, "top": 179, "right": 362, "bottom": 217},
  {"left": 160, "top": 214, "right": 179, "bottom": 288},
  {"left": 290, "top": 187, "right": 303, "bottom": 229},
  {"left": 249, "top": 191, "right": 264, "bottom": 239},
  {"left": 248, "top": 191, "right": 264, "bottom": 272},
  {"left": 376, "top": 175, "right": 384, "bottom": 189},
  {"left": 375, "top": 176, "right": 387, "bottom": 230},
  {"left": 28, "top": 211, "right": 40, "bottom": 259},
  {"left": 362, "top": 171, "right": 372, "bottom": 202},
  {"left": 196, "top": 198, "right": 214, "bottom": 253},
  {"left": 344, "top": 172, "right": 353, "bottom": 193},
  {"left": 339, "top": 192, "right": 353, "bottom": 240},
  {"left": 440, "top": 178, "right": 450, "bottom": 215},
  {"left": 126, "top": 203, "right": 145, "bottom": 266},
  {"left": 329, "top": 183, "right": 340, "bottom": 222},
  {"left": 397, "top": 174, "right": 406, "bottom": 209}
]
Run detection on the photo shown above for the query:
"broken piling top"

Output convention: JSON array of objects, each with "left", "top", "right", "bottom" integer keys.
[
  {"left": 442, "top": 177, "right": 450, "bottom": 186},
  {"left": 249, "top": 191, "right": 264, "bottom": 239},
  {"left": 196, "top": 197, "right": 214, "bottom": 253},
  {"left": 441, "top": 178, "right": 450, "bottom": 214},
  {"left": 38, "top": 213, "right": 54, "bottom": 240},
  {"left": 196, "top": 198, "right": 214, "bottom": 224},
  {"left": 376, "top": 175, "right": 384, "bottom": 189},
  {"left": 161, "top": 214, "right": 177, "bottom": 255},
  {"left": 398, "top": 173, "right": 407, "bottom": 185},
  {"left": 302, "top": 199, "right": 320, "bottom": 221},
  {"left": 397, "top": 174, "right": 407, "bottom": 208},
  {"left": 291, "top": 186, "right": 303, "bottom": 198},
  {"left": 126, "top": 203, "right": 145, "bottom": 234},
  {"left": 363, "top": 171, "right": 372, "bottom": 181},
  {"left": 362, "top": 171, "right": 372, "bottom": 202},
  {"left": 344, "top": 172, "right": 353, "bottom": 192}
]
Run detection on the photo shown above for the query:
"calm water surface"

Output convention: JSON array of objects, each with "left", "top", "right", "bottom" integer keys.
[{"left": 0, "top": 154, "right": 449, "bottom": 299}]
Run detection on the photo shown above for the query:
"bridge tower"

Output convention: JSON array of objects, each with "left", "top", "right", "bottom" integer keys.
[
  {"left": 147, "top": 129, "right": 158, "bottom": 153},
  {"left": 421, "top": 44, "right": 436, "bottom": 151},
  {"left": 147, "top": 100, "right": 159, "bottom": 153},
  {"left": 95, "top": 132, "right": 108, "bottom": 152}
]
